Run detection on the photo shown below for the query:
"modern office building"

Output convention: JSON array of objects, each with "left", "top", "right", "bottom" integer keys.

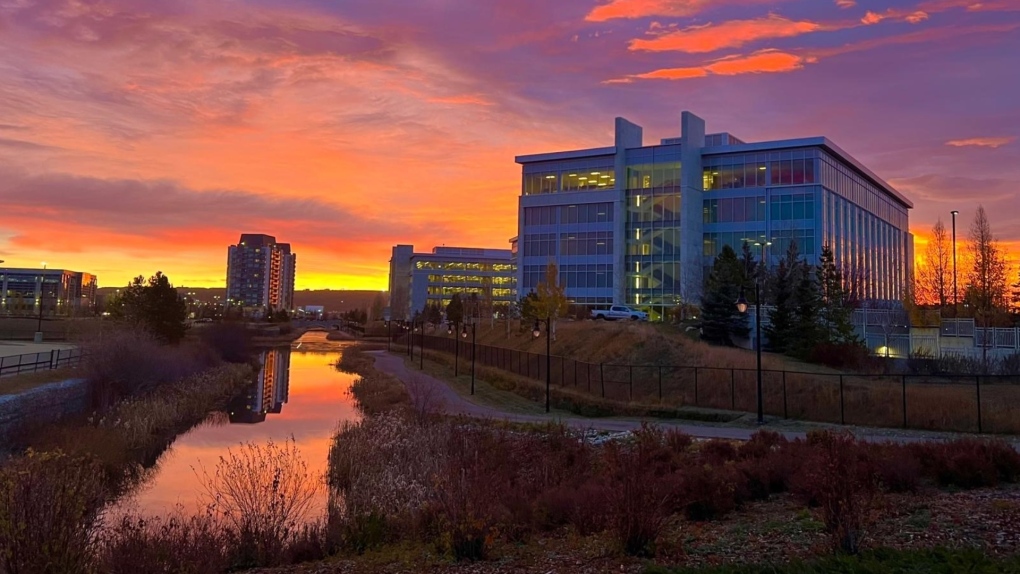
[
  {"left": 0, "top": 267, "right": 98, "bottom": 316},
  {"left": 515, "top": 111, "right": 913, "bottom": 318},
  {"left": 388, "top": 245, "right": 517, "bottom": 321},
  {"left": 225, "top": 234, "right": 297, "bottom": 313}
]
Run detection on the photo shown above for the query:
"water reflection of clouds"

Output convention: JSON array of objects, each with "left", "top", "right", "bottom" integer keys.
[{"left": 115, "top": 347, "right": 361, "bottom": 518}]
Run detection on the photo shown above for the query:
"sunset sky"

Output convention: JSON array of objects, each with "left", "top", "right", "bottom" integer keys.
[{"left": 1, "top": 0, "right": 1018, "bottom": 290}]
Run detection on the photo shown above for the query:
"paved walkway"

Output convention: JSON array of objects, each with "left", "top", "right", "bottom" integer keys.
[
  {"left": 0, "top": 340, "right": 75, "bottom": 359},
  {"left": 368, "top": 351, "right": 1020, "bottom": 448}
]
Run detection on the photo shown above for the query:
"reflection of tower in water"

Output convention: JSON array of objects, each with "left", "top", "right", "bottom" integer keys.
[{"left": 228, "top": 348, "right": 292, "bottom": 424}]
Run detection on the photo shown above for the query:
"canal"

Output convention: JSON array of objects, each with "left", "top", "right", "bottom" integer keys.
[{"left": 113, "top": 332, "right": 361, "bottom": 518}]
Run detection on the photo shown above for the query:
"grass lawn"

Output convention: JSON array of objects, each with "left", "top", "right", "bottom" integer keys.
[{"left": 0, "top": 368, "right": 79, "bottom": 396}]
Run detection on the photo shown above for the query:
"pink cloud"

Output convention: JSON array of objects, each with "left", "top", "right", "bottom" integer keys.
[
  {"left": 946, "top": 137, "right": 1014, "bottom": 148},
  {"left": 609, "top": 49, "right": 815, "bottom": 82},
  {"left": 629, "top": 15, "right": 824, "bottom": 54},
  {"left": 585, "top": 0, "right": 793, "bottom": 21}
]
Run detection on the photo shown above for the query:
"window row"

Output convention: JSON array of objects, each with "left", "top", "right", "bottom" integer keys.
[
  {"left": 522, "top": 233, "right": 557, "bottom": 257},
  {"left": 703, "top": 196, "right": 766, "bottom": 223},
  {"left": 703, "top": 231, "right": 769, "bottom": 257},
  {"left": 559, "top": 264, "right": 615, "bottom": 289},
  {"left": 772, "top": 228, "right": 816, "bottom": 257},
  {"left": 770, "top": 193, "right": 815, "bottom": 221},
  {"left": 561, "top": 232, "right": 613, "bottom": 256},
  {"left": 702, "top": 158, "right": 818, "bottom": 190},
  {"left": 414, "top": 261, "right": 515, "bottom": 272},
  {"left": 523, "top": 169, "right": 617, "bottom": 195},
  {"left": 524, "top": 203, "right": 614, "bottom": 226}
]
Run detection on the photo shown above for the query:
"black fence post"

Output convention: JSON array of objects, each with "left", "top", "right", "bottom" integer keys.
[
  {"left": 730, "top": 369, "right": 736, "bottom": 410},
  {"left": 600, "top": 363, "right": 605, "bottom": 398},
  {"left": 902, "top": 375, "right": 908, "bottom": 429},
  {"left": 976, "top": 375, "right": 983, "bottom": 434},
  {"left": 658, "top": 366, "right": 662, "bottom": 402},
  {"left": 587, "top": 362, "right": 591, "bottom": 394},
  {"left": 839, "top": 375, "right": 845, "bottom": 425},
  {"left": 782, "top": 371, "right": 788, "bottom": 419},
  {"left": 629, "top": 365, "right": 633, "bottom": 402},
  {"left": 694, "top": 367, "right": 699, "bottom": 406},
  {"left": 50, "top": 349, "right": 56, "bottom": 369}
]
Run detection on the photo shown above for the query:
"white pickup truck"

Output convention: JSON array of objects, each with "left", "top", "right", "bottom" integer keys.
[{"left": 590, "top": 305, "right": 649, "bottom": 321}]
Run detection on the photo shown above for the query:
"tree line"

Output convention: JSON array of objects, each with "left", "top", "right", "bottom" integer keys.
[{"left": 915, "top": 206, "right": 1020, "bottom": 323}]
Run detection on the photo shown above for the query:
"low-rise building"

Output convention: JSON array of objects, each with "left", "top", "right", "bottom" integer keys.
[
  {"left": 388, "top": 245, "right": 517, "bottom": 321},
  {"left": 0, "top": 267, "right": 97, "bottom": 316}
]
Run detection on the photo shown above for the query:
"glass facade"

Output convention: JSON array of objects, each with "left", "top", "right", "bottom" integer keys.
[
  {"left": 622, "top": 146, "right": 685, "bottom": 310},
  {"left": 517, "top": 114, "right": 913, "bottom": 317}
]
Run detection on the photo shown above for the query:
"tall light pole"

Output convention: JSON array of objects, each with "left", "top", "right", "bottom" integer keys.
[
  {"left": 462, "top": 321, "right": 476, "bottom": 395},
  {"left": 448, "top": 321, "right": 461, "bottom": 377},
  {"left": 35, "top": 262, "right": 48, "bottom": 342},
  {"left": 736, "top": 241, "right": 770, "bottom": 425},
  {"left": 951, "top": 210, "right": 959, "bottom": 312},
  {"left": 532, "top": 317, "right": 551, "bottom": 413}
]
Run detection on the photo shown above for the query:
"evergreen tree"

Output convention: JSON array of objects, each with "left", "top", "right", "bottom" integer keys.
[
  {"left": 764, "top": 242, "right": 800, "bottom": 353},
  {"left": 446, "top": 293, "right": 464, "bottom": 328},
  {"left": 817, "top": 245, "right": 860, "bottom": 345},
  {"left": 790, "top": 259, "right": 822, "bottom": 359},
  {"left": 108, "top": 272, "right": 189, "bottom": 344},
  {"left": 700, "top": 245, "right": 750, "bottom": 346}
]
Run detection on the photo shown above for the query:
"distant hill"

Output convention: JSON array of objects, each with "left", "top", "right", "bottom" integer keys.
[{"left": 95, "top": 287, "right": 387, "bottom": 313}]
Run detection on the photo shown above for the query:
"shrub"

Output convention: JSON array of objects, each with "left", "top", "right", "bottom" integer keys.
[
  {"left": 808, "top": 342, "right": 875, "bottom": 371},
  {"left": 795, "top": 432, "right": 879, "bottom": 554},
  {"left": 198, "top": 438, "right": 321, "bottom": 568},
  {"left": 679, "top": 462, "right": 741, "bottom": 521},
  {"left": 915, "top": 439, "right": 1020, "bottom": 489},
  {"left": 699, "top": 439, "right": 739, "bottom": 465},
  {"left": 99, "top": 512, "right": 229, "bottom": 574},
  {"left": 870, "top": 444, "right": 922, "bottom": 493},
  {"left": 601, "top": 434, "right": 682, "bottom": 556},
  {"left": 0, "top": 450, "right": 106, "bottom": 574}
]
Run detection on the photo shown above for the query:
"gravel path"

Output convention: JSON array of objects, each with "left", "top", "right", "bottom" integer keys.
[{"left": 369, "top": 350, "right": 1020, "bottom": 447}]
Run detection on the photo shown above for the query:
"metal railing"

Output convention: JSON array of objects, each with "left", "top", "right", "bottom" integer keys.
[
  {"left": 0, "top": 348, "right": 83, "bottom": 378},
  {"left": 399, "top": 333, "right": 1020, "bottom": 435}
]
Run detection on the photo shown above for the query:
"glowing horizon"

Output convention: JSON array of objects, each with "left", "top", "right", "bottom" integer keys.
[{"left": 1, "top": 0, "right": 1018, "bottom": 291}]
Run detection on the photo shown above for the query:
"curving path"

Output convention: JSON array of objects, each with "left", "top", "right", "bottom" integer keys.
[{"left": 368, "top": 350, "right": 1020, "bottom": 448}]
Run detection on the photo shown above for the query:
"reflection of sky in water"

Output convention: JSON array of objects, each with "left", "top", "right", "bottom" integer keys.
[{"left": 114, "top": 342, "right": 361, "bottom": 519}]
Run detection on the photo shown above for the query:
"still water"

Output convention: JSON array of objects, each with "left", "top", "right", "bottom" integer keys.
[{"left": 114, "top": 334, "right": 361, "bottom": 518}]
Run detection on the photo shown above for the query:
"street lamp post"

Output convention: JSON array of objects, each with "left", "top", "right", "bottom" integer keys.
[
  {"left": 736, "top": 241, "right": 770, "bottom": 425},
  {"left": 462, "top": 322, "right": 476, "bottom": 394},
  {"left": 419, "top": 321, "right": 424, "bottom": 370},
  {"left": 532, "top": 317, "right": 551, "bottom": 413},
  {"left": 448, "top": 322, "right": 461, "bottom": 377},
  {"left": 951, "top": 210, "right": 959, "bottom": 312},
  {"left": 386, "top": 320, "right": 391, "bottom": 352}
]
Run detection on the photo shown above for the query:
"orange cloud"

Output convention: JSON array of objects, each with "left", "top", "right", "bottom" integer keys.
[
  {"left": 629, "top": 15, "right": 823, "bottom": 54},
  {"left": 946, "top": 137, "right": 1015, "bottom": 148},
  {"left": 585, "top": 0, "right": 793, "bottom": 21},
  {"left": 608, "top": 49, "right": 814, "bottom": 83},
  {"left": 835, "top": 0, "right": 856, "bottom": 8},
  {"left": 862, "top": 11, "right": 887, "bottom": 25}
]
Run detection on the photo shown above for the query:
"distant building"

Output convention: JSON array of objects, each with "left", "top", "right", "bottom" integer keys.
[
  {"left": 225, "top": 234, "right": 297, "bottom": 313},
  {"left": 228, "top": 348, "right": 291, "bottom": 424},
  {"left": 388, "top": 245, "right": 517, "bottom": 321},
  {"left": 515, "top": 111, "right": 913, "bottom": 319},
  {"left": 0, "top": 267, "right": 98, "bottom": 316}
]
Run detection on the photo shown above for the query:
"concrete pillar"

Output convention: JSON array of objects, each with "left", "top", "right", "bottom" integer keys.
[
  {"left": 613, "top": 117, "right": 643, "bottom": 305},
  {"left": 680, "top": 111, "right": 706, "bottom": 305}
]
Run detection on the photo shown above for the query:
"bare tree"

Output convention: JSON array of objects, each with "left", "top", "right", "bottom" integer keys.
[
  {"left": 965, "top": 206, "right": 1009, "bottom": 312},
  {"left": 915, "top": 219, "right": 952, "bottom": 308}
]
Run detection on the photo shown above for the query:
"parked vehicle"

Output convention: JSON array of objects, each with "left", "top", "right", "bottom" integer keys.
[{"left": 590, "top": 305, "right": 649, "bottom": 321}]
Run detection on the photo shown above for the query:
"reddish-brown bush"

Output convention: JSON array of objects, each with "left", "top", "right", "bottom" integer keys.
[
  {"left": 796, "top": 432, "right": 879, "bottom": 554},
  {"left": 870, "top": 444, "right": 922, "bottom": 493},
  {"left": 699, "top": 438, "right": 739, "bottom": 465},
  {"left": 678, "top": 462, "right": 741, "bottom": 521}
]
